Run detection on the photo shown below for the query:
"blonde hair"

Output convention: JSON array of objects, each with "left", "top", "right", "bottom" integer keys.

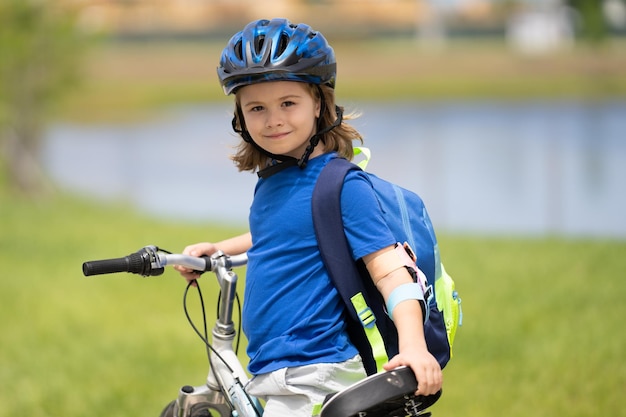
[{"left": 230, "top": 84, "right": 363, "bottom": 173}]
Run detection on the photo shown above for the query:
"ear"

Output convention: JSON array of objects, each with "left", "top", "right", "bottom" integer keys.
[{"left": 315, "top": 97, "right": 321, "bottom": 118}]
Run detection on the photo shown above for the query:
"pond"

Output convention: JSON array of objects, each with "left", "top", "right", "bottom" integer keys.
[{"left": 43, "top": 100, "right": 626, "bottom": 238}]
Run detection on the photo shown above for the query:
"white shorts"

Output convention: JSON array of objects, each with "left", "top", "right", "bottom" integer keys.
[{"left": 246, "top": 355, "right": 366, "bottom": 417}]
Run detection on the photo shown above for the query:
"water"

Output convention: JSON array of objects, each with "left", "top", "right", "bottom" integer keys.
[{"left": 43, "top": 100, "right": 626, "bottom": 238}]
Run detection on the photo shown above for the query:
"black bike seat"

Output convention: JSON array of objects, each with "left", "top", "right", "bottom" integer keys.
[{"left": 320, "top": 366, "right": 441, "bottom": 417}]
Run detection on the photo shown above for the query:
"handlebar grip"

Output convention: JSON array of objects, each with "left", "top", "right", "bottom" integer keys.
[{"left": 82, "top": 252, "right": 145, "bottom": 276}]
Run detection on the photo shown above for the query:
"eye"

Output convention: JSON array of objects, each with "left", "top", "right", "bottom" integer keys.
[
  {"left": 282, "top": 100, "right": 296, "bottom": 107},
  {"left": 243, "top": 104, "right": 264, "bottom": 113}
]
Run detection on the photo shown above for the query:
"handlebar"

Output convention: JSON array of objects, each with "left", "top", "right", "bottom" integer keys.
[{"left": 82, "top": 245, "right": 248, "bottom": 277}]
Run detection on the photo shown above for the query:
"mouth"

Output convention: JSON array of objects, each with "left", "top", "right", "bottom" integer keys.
[{"left": 265, "top": 131, "right": 290, "bottom": 140}]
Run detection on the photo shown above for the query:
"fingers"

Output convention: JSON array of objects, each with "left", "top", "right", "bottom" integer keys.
[
  {"left": 414, "top": 363, "right": 442, "bottom": 396},
  {"left": 384, "top": 353, "right": 442, "bottom": 397},
  {"left": 175, "top": 242, "right": 216, "bottom": 284},
  {"left": 182, "top": 242, "right": 214, "bottom": 257}
]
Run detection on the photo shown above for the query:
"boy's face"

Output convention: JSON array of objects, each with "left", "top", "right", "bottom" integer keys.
[{"left": 238, "top": 81, "right": 321, "bottom": 159}]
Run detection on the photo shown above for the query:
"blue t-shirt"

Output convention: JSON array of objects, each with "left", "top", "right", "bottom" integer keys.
[{"left": 243, "top": 152, "right": 396, "bottom": 375}]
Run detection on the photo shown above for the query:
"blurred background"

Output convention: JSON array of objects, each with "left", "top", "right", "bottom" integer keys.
[
  {"left": 2, "top": 0, "right": 625, "bottom": 237},
  {"left": 1, "top": 1, "right": 625, "bottom": 417}
]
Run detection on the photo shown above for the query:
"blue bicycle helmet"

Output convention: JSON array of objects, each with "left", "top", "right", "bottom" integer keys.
[{"left": 218, "top": 18, "right": 336, "bottom": 95}]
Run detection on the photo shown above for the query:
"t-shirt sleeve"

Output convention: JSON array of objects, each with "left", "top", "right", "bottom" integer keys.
[{"left": 340, "top": 170, "right": 396, "bottom": 261}]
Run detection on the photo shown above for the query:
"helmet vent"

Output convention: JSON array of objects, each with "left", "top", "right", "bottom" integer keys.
[
  {"left": 254, "top": 35, "right": 265, "bottom": 55},
  {"left": 234, "top": 39, "right": 243, "bottom": 61},
  {"left": 277, "top": 33, "right": 289, "bottom": 56}
]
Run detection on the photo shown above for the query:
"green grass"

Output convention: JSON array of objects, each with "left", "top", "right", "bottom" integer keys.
[
  {"left": 1, "top": 184, "right": 625, "bottom": 417},
  {"left": 431, "top": 236, "right": 626, "bottom": 417},
  {"left": 0, "top": 188, "right": 247, "bottom": 417}
]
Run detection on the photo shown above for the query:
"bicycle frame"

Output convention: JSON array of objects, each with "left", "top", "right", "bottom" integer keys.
[{"left": 83, "top": 246, "right": 263, "bottom": 417}]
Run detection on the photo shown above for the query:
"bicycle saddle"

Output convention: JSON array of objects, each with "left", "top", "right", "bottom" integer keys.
[{"left": 320, "top": 366, "right": 441, "bottom": 417}]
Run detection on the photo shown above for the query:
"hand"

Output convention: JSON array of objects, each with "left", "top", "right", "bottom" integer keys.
[
  {"left": 384, "top": 347, "right": 443, "bottom": 396},
  {"left": 174, "top": 242, "right": 218, "bottom": 285}
]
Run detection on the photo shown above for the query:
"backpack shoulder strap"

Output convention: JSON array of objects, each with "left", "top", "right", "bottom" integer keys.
[
  {"left": 312, "top": 157, "right": 389, "bottom": 375},
  {"left": 312, "top": 157, "right": 361, "bottom": 301}
]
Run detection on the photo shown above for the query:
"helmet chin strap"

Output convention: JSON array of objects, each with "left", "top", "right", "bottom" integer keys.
[
  {"left": 232, "top": 93, "right": 344, "bottom": 179},
  {"left": 296, "top": 104, "right": 343, "bottom": 169}
]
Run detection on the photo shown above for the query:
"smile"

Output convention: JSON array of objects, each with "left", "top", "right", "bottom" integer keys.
[{"left": 265, "top": 132, "right": 290, "bottom": 140}]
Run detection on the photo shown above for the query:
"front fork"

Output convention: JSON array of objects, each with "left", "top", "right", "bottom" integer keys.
[
  {"left": 172, "top": 329, "right": 263, "bottom": 417},
  {"left": 172, "top": 253, "right": 263, "bottom": 416}
]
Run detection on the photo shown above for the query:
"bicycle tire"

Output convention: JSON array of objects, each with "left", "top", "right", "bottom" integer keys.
[
  {"left": 190, "top": 408, "right": 213, "bottom": 417},
  {"left": 158, "top": 400, "right": 214, "bottom": 417},
  {"left": 159, "top": 401, "right": 175, "bottom": 417},
  {"left": 320, "top": 366, "right": 440, "bottom": 417}
]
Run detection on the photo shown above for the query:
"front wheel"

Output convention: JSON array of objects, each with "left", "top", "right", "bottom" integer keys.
[
  {"left": 159, "top": 401, "right": 175, "bottom": 417},
  {"left": 159, "top": 400, "right": 214, "bottom": 417}
]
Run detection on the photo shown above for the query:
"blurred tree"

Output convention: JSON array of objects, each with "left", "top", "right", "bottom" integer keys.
[
  {"left": 567, "top": 0, "right": 609, "bottom": 44},
  {"left": 0, "top": 0, "right": 87, "bottom": 195}
]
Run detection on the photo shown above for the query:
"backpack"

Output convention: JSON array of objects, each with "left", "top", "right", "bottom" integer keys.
[{"left": 312, "top": 153, "right": 462, "bottom": 376}]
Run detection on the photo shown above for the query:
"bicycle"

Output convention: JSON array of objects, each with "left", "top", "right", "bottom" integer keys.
[{"left": 82, "top": 245, "right": 441, "bottom": 417}]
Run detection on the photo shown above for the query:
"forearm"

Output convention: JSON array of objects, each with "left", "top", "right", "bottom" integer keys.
[
  {"left": 392, "top": 299, "right": 428, "bottom": 351},
  {"left": 376, "top": 268, "right": 427, "bottom": 349},
  {"left": 215, "top": 232, "right": 252, "bottom": 255},
  {"left": 364, "top": 246, "right": 427, "bottom": 350}
]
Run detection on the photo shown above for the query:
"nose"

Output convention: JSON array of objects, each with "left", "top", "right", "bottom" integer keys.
[{"left": 265, "top": 109, "right": 283, "bottom": 128}]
